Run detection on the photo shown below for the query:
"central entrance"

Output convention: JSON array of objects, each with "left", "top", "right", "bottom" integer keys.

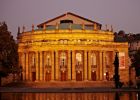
[
  {"left": 91, "top": 71, "right": 96, "bottom": 81},
  {"left": 61, "top": 71, "right": 67, "bottom": 81},
  {"left": 32, "top": 72, "right": 36, "bottom": 81},
  {"left": 76, "top": 71, "right": 82, "bottom": 81},
  {"left": 45, "top": 71, "right": 51, "bottom": 81}
]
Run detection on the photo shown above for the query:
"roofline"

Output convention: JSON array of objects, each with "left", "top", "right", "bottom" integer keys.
[{"left": 37, "top": 12, "right": 102, "bottom": 27}]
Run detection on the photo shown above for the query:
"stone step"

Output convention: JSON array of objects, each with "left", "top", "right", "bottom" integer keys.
[{"left": 23, "top": 81, "right": 114, "bottom": 88}]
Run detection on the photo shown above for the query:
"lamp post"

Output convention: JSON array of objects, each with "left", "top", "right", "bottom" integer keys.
[{"left": 113, "top": 51, "right": 120, "bottom": 88}]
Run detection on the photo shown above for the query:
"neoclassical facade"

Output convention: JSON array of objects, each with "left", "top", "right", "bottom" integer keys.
[{"left": 17, "top": 12, "right": 129, "bottom": 84}]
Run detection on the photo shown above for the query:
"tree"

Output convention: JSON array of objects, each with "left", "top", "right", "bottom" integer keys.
[
  {"left": 131, "top": 49, "right": 140, "bottom": 77},
  {"left": 0, "top": 22, "right": 18, "bottom": 86},
  {"left": 118, "top": 30, "right": 125, "bottom": 37}
]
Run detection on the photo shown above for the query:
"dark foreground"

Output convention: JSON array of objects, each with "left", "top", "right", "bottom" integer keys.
[{"left": 1, "top": 92, "right": 139, "bottom": 100}]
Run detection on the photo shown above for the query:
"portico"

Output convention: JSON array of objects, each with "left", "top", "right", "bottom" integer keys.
[{"left": 17, "top": 12, "right": 129, "bottom": 85}]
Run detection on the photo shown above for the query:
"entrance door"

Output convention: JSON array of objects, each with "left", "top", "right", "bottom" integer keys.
[
  {"left": 61, "top": 71, "right": 67, "bottom": 81},
  {"left": 76, "top": 71, "right": 82, "bottom": 81},
  {"left": 32, "top": 72, "right": 36, "bottom": 81},
  {"left": 91, "top": 71, "right": 96, "bottom": 81},
  {"left": 45, "top": 72, "right": 51, "bottom": 81}
]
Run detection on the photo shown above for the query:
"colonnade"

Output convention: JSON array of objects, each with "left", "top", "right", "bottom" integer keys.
[{"left": 19, "top": 50, "right": 114, "bottom": 82}]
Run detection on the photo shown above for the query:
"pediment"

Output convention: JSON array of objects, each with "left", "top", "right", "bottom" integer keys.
[{"left": 37, "top": 12, "right": 101, "bottom": 28}]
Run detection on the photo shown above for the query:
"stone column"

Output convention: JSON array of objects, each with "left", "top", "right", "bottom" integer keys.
[
  {"left": 51, "top": 51, "right": 55, "bottom": 81},
  {"left": 55, "top": 51, "right": 59, "bottom": 80},
  {"left": 35, "top": 51, "right": 39, "bottom": 81},
  {"left": 88, "top": 51, "right": 91, "bottom": 80},
  {"left": 99, "top": 51, "right": 103, "bottom": 80},
  {"left": 97, "top": 52, "right": 99, "bottom": 80},
  {"left": 103, "top": 51, "right": 106, "bottom": 80},
  {"left": 43, "top": 52, "right": 45, "bottom": 81},
  {"left": 68, "top": 50, "right": 71, "bottom": 80},
  {"left": 111, "top": 51, "right": 115, "bottom": 80},
  {"left": 22, "top": 53, "right": 26, "bottom": 81},
  {"left": 29, "top": 53, "right": 32, "bottom": 81},
  {"left": 84, "top": 50, "right": 88, "bottom": 80},
  {"left": 40, "top": 51, "right": 43, "bottom": 81},
  {"left": 72, "top": 50, "right": 76, "bottom": 80},
  {"left": 25, "top": 52, "right": 29, "bottom": 81}
]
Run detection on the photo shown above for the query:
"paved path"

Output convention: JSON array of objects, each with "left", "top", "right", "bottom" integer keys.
[
  {"left": 0, "top": 87, "right": 140, "bottom": 93},
  {"left": 1, "top": 82, "right": 139, "bottom": 93}
]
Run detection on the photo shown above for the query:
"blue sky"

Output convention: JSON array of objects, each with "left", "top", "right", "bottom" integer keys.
[{"left": 0, "top": 0, "right": 140, "bottom": 39}]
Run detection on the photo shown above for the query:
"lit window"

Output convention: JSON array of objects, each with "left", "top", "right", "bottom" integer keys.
[
  {"left": 64, "top": 40, "right": 68, "bottom": 44},
  {"left": 76, "top": 53, "right": 82, "bottom": 65}
]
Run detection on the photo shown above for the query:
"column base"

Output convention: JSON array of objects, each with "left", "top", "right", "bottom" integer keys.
[
  {"left": 72, "top": 80, "right": 76, "bottom": 82},
  {"left": 35, "top": 80, "right": 39, "bottom": 82},
  {"left": 50, "top": 80, "right": 55, "bottom": 82}
]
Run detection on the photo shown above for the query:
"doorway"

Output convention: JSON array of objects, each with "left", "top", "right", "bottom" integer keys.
[
  {"left": 91, "top": 71, "right": 96, "bottom": 81},
  {"left": 61, "top": 71, "right": 67, "bottom": 81},
  {"left": 32, "top": 72, "right": 36, "bottom": 81},
  {"left": 45, "top": 72, "right": 51, "bottom": 81},
  {"left": 76, "top": 71, "right": 82, "bottom": 81}
]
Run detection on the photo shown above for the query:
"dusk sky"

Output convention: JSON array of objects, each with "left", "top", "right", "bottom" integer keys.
[{"left": 0, "top": 0, "right": 140, "bottom": 39}]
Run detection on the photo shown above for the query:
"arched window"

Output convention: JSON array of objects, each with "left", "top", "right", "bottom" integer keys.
[
  {"left": 76, "top": 53, "right": 82, "bottom": 65},
  {"left": 46, "top": 54, "right": 51, "bottom": 66},
  {"left": 91, "top": 53, "right": 96, "bottom": 66},
  {"left": 60, "top": 52, "right": 66, "bottom": 66}
]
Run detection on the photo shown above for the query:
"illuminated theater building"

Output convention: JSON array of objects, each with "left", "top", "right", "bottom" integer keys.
[{"left": 17, "top": 12, "right": 129, "bottom": 85}]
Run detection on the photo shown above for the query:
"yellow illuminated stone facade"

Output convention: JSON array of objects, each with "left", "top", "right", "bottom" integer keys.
[{"left": 17, "top": 12, "right": 129, "bottom": 86}]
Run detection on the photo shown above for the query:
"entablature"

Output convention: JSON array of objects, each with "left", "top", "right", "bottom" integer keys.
[{"left": 18, "top": 30, "right": 114, "bottom": 43}]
